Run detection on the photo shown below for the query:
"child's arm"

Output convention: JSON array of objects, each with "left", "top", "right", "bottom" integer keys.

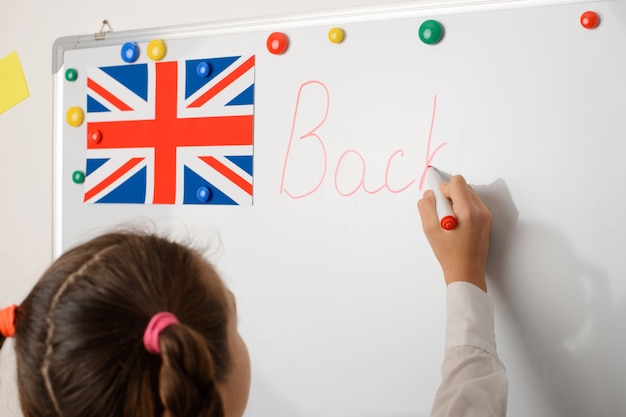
[{"left": 418, "top": 175, "right": 508, "bottom": 417}]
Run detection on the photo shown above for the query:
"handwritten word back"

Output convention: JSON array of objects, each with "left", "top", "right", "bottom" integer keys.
[{"left": 279, "top": 81, "right": 447, "bottom": 199}]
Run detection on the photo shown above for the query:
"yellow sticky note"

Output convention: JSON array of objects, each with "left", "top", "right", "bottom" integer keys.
[{"left": 0, "top": 51, "right": 30, "bottom": 114}]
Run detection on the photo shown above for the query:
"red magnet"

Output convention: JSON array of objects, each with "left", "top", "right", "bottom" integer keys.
[
  {"left": 267, "top": 32, "right": 289, "bottom": 55},
  {"left": 580, "top": 11, "right": 600, "bottom": 29},
  {"left": 89, "top": 129, "right": 102, "bottom": 144}
]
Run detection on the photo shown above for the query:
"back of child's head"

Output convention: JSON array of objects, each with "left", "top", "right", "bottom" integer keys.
[{"left": 0, "top": 231, "right": 231, "bottom": 417}]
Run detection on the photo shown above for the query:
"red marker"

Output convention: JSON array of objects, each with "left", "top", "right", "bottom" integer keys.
[{"left": 426, "top": 166, "right": 458, "bottom": 230}]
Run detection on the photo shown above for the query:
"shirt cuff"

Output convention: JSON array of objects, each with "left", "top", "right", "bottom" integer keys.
[{"left": 445, "top": 281, "right": 497, "bottom": 355}]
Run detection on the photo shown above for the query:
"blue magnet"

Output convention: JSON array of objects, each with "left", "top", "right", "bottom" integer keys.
[
  {"left": 121, "top": 42, "right": 139, "bottom": 63},
  {"left": 196, "top": 186, "right": 212, "bottom": 202},
  {"left": 196, "top": 61, "right": 211, "bottom": 78}
]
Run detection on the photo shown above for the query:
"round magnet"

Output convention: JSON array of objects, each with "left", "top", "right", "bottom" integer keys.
[
  {"left": 267, "top": 32, "right": 289, "bottom": 55},
  {"left": 419, "top": 20, "right": 444, "bottom": 45},
  {"left": 328, "top": 27, "right": 345, "bottom": 44},
  {"left": 121, "top": 42, "right": 139, "bottom": 62},
  {"left": 196, "top": 186, "right": 212, "bottom": 202},
  {"left": 197, "top": 61, "right": 211, "bottom": 78},
  {"left": 88, "top": 129, "right": 102, "bottom": 144},
  {"left": 66, "top": 106, "right": 84, "bottom": 127},
  {"left": 580, "top": 11, "right": 600, "bottom": 29},
  {"left": 147, "top": 39, "right": 167, "bottom": 61},
  {"left": 65, "top": 68, "right": 78, "bottom": 82},
  {"left": 72, "top": 170, "right": 85, "bottom": 184}
]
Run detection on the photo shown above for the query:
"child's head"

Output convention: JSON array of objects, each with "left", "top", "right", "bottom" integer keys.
[{"left": 0, "top": 231, "right": 250, "bottom": 417}]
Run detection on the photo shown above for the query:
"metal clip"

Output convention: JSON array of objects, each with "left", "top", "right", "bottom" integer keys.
[{"left": 95, "top": 20, "right": 113, "bottom": 40}]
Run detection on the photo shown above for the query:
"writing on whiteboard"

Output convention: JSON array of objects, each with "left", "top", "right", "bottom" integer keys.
[{"left": 279, "top": 80, "right": 447, "bottom": 198}]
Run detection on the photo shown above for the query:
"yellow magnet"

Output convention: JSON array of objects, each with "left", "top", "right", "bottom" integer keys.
[
  {"left": 66, "top": 106, "right": 84, "bottom": 127},
  {"left": 328, "top": 27, "right": 345, "bottom": 44},
  {"left": 147, "top": 39, "right": 167, "bottom": 61}
]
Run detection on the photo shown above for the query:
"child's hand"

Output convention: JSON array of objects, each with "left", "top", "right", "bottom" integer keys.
[{"left": 418, "top": 175, "right": 492, "bottom": 292}]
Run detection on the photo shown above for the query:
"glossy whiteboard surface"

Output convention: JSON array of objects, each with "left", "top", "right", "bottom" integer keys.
[{"left": 54, "top": 1, "right": 626, "bottom": 416}]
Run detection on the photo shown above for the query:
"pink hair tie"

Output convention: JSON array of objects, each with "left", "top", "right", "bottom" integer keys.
[{"left": 143, "top": 312, "right": 179, "bottom": 354}]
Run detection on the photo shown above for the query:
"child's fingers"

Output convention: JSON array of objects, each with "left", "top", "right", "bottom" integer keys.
[
  {"left": 441, "top": 175, "right": 473, "bottom": 215},
  {"left": 417, "top": 190, "right": 441, "bottom": 233}
]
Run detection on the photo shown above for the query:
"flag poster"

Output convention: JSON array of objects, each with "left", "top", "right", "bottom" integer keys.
[{"left": 82, "top": 55, "right": 255, "bottom": 205}]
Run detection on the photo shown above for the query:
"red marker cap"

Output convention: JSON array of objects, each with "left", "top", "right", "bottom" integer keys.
[{"left": 441, "top": 215, "right": 457, "bottom": 230}]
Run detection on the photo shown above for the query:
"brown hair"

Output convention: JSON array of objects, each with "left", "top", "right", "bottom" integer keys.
[{"left": 3, "top": 232, "right": 231, "bottom": 417}]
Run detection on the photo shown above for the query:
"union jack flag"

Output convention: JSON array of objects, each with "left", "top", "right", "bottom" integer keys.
[{"left": 83, "top": 55, "right": 255, "bottom": 205}]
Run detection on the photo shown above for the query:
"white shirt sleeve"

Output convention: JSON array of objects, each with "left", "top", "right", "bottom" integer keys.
[{"left": 430, "top": 282, "right": 508, "bottom": 417}]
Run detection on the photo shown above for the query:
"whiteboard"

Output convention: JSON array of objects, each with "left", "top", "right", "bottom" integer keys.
[{"left": 53, "top": 1, "right": 626, "bottom": 416}]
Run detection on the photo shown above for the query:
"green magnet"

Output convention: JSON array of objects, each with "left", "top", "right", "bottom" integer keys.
[
  {"left": 65, "top": 68, "right": 78, "bottom": 82},
  {"left": 419, "top": 20, "right": 444, "bottom": 45},
  {"left": 72, "top": 170, "right": 85, "bottom": 184}
]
